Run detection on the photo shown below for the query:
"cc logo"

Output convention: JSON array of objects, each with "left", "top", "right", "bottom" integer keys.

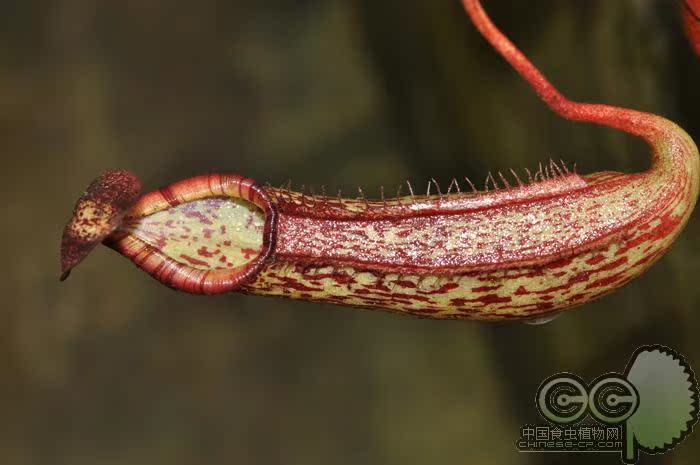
[{"left": 536, "top": 373, "right": 639, "bottom": 424}]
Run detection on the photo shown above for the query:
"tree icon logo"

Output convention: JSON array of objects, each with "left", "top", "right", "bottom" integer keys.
[
  {"left": 624, "top": 345, "right": 698, "bottom": 463},
  {"left": 518, "top": 344, "right": 698, "bottom": 463}
]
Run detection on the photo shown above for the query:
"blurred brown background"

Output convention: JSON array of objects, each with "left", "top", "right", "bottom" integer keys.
[{"left": 2, "top": 0, "right": 699, "bottom": 464}]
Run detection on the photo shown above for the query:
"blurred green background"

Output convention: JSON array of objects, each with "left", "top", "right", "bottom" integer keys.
[{"left": 2, "top": 0, "right": 699, "bottom": 464}]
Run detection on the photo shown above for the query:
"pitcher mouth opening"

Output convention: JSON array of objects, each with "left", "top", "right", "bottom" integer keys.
[
  {"left": 105, "top": 174, "right": 277, "bottom": 294},
  {"left": 61, "top": 172, "right": 277, "bottom": 294}
]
